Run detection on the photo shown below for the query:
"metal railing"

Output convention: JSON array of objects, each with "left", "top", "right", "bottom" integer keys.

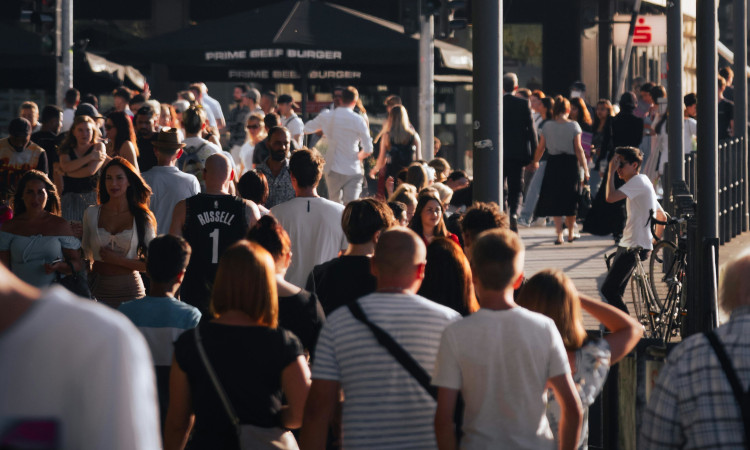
[{"left": 679, "top": 136, "right": 746, "bottom": 244}]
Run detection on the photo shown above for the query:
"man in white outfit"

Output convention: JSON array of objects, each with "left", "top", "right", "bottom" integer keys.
[{"left": 303, "top": 86, "right": 372, "bottom": 204}]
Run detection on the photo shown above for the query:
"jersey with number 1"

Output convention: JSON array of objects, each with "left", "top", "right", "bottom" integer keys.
[{"left": 182, "top": 194, "right": 248, "bottom": 313}]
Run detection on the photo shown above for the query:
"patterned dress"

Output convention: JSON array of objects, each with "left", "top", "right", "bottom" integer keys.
[{"left": 547, "top": 339, "right": 611, "bottom": 450}]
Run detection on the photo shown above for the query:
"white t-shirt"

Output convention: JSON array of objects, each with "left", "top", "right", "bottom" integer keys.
[
  {"left": 303, "top": 107, "right": 373, "bottom": 176},
  {"left": 0, "top": 287, "right": 160, "bottom": 450},
  {"left": 619, "top": 173, "right": 662, "bottom": 250},
  {"left": 270, "top": 196, "right": 347, "bottom": 287},
  {"left": 432, "top": 307, "right": 570, "bottom": 450},
  {"left": 312, "top": 292, "right": 461, "bottom": 449},
  {"left": 238, "top": 141, "right": 255, "bottom": 174},
  {"left": 142, "top": 165, "right": 201, "bottom": 235},
  {"left": 62, "top": 107, "right": 75, "bottom": 132},
  {"left": 282, "top": 113, "right": 305, "bottom": 148}
]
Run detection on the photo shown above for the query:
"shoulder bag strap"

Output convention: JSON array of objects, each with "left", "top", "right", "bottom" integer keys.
[
  {"left": 705, "top": 330, "right": 750, "bottom": 446},
  {"left": 193, "top": 325, "right": 241, "bottom": 434},
  {"left": 347, "top": 301, "right": 437, "bottom": 400}
]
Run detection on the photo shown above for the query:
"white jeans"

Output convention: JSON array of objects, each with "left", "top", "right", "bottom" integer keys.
[{"left": 326, "top": 171, "right": 362, "bottom": 204}]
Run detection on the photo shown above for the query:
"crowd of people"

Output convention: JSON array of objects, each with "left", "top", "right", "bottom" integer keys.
[{"left": 0, "top": 74, "right": 745, "bottom": 450}]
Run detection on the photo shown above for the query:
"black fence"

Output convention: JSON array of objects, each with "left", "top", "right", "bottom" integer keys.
[{"left": 679, "top": 136, "right": 746, "bottom": 244}]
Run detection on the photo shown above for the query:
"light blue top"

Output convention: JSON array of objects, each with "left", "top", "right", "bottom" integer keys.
[{"left": 0, "top": 231, "right": 81, "bottom": 287}]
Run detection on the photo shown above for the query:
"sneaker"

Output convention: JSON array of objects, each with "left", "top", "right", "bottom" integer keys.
[
  {"left": 531, "top": 217, "right": 547, "bottom": 227},
  {"left": 517, "top": 217, "right": 532, "bottom": 227}
]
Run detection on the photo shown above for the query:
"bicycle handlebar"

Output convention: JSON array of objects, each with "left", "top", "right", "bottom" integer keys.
[{"left": 648, "top": 209, "right": 688, "bottom": 240}]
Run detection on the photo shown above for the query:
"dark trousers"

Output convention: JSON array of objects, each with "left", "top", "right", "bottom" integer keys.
[
  {"left": 504, "top": 159, "right": 525, "bottom": 217},
  {"left": 601, "top": 246, "right": 649, "bottom": 314}
]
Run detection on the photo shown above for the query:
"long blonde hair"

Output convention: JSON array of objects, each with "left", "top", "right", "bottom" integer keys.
[
  {"left": 386, "top": 105, "right": 414, "bottom": 145},
  {"left": 517, "top": 269, "right": 587, "bottom": 351}
]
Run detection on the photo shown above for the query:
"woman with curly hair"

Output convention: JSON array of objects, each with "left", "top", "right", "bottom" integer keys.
[{"left": 82, "top": 157, "right": 155, "bottom": 307}]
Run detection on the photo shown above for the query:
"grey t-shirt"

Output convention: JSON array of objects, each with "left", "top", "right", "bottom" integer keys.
[{"left": 540, "top": 120, "right": 582, "bottom": 156}]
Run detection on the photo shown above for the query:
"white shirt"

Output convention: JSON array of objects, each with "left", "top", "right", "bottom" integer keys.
[
  {"left": 142, "top": 165, "right": 201, "bottom": 235},
  {"left": 0, "top": 287, "right": 160, "bottom": 450},
  {"left": 303, "top": 107, "right": 373, "bottom": 175},
  {"left": 619, "top": 173, "right": 662, "bottom": 250},
  {"left": 238, "top": 142, "right": 255, "bottom": 174},
  {"left": 282, "top": 112, "right": 305, "bottom": 147},
  {"left": 432, "top": 307, "right": 570, "bottom": 450},
  {"left": 202, "top": 93, "right": 225, "bottom": 124},
  {"left": 270, "top": 196, "right": 348, "bottom": 287},
  {"left": 62, "top": 107, "right": 75, "bottom": 132}
]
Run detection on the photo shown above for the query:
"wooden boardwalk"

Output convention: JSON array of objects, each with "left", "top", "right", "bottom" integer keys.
[
  {"left": 520, "top": 224, "right": 750, "bottom": 329},
  {"left": 518, "top": 226, "right": 617, "bottom": 329}
]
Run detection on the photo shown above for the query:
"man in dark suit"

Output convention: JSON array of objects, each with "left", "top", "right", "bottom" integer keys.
[{"left": 503, "top": 73, "right": 538, "bottom": 231}]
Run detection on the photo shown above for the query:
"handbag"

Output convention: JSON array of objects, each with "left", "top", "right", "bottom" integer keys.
[
  {"left": 55, "top": 260, "right": 93, "bottom": 299},
  {"left": 577, "top": 182, "right": 592, "bottom": 221},
  {"left": 193, "top": 325, "right": 299, "bottom": 450}
]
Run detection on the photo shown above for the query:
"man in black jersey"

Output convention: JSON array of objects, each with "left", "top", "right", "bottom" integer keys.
[{"left": 169, "top": 153, "right": 260, "bottom": 314}]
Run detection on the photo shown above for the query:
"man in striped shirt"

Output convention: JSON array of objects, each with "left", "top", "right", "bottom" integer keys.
[{"left": 300, "top": 227, "right": 461, "bottom": 449}]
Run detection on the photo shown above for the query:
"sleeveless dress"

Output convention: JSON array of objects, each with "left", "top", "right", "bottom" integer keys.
[
  {"left": 0, "top": 231, "right": 81, "bottom": 287},
  {"left": 61, "top": 145, "right": 99, "bottom": 223}
]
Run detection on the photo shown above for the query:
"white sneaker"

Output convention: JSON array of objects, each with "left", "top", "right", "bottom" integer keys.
[{"left": 531, "top": 217, "right": 547, "bottom": 227}]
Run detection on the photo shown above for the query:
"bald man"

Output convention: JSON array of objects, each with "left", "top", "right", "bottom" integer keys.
[
  {"left": 642, "top": 251, "right": 750, "bottom": 448},
  {"left": 300, "top": 227, "right": 461, "bottom": 449},
  {"left": 169, "top": 153, "right": 260, "bottom": 315}
]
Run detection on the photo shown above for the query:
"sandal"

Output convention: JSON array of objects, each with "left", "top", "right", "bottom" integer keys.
[{"left": 554, "top": 238, "right": 564, "bottom": 245}]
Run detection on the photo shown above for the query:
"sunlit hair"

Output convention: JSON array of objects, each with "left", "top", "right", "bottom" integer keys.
[
  {"left": 342, "top": 198, "right": 395, "bottom": 244},
  {"left": 159, "top": 103, "right": 178, "bottom": 128},
  {"left": 246, "top": 215, "right": 291, "bottom": 261},
  {"left": 418, "top": 237, "right": 479, "bottom": 316},
  {"left": 107, "top": 111, "right": 139, "bottom": 157},
  {"left": 58, "top": 116, "right": 100, "bottom": 155},
  {"left": 98, "top": 157, "right": 155, "bottom": 259},
  {"left": 540, "top": 97, "right": 554, "bottom": 120},
  {"left": 406, "top": 163, "right": 428, "bottom": 192},
  {"left": 720, "top": 249, "right": 750, "bottom": 311},
  {"left": 210, "top": 240, "right": 278, "bottom": 327},
  {"left": 517, "top": 269, "right": 587, "bottom": 351},
  {"left": 388, "top": 183, "right": 417, "bottom": 203},
  {"left": 246, "top": 112, "right": 267, "bottom": 145},
  {"left": 384, "top": 105, "right": 414, "bottom": 145},
  {"left": 13, "top": 170, "right": 60, "bottom": 216},
  {"left": 552, "top": 95, "right": 571, "bottom": 119},
  {"left": 470, "top": 228, "right": 523, "bottom": 291},
  {"left": 569, "top": 97, "right": 592, "bottom": 127},
  {"left": 409, "top": 191, "right": 449, "bottom": 239}
]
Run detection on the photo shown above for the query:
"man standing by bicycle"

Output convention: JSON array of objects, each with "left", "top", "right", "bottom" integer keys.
[{"left": 601, "top": 146, "right": 666, "bottom": 314}]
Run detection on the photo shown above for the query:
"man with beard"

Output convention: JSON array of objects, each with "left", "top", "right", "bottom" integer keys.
[
  {"left": 256, "top": 126, "right": 295, "bottom": 208},
  {"left": 135, "top": 105, "right": 159, "bottom": 172}
]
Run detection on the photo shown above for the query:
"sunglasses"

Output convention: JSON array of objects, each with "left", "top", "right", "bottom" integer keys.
[
  {"left": 618, "top": 161, "right": 631, "bottom": 169},
  {"left": 247, "top": 124, "right": 261, "bottom": 130}
]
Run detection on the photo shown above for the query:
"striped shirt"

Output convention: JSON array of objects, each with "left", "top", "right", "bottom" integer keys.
[
  {"left": 640, "top": 306, "right": 750, "bottom": 449},
  {"left": 312, "top": 292, "right": 461, "bottom": 449}
]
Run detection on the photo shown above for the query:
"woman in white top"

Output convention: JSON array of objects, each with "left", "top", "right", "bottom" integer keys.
[{"left": 83, "top": 157, "right": 155, "bottom": 308}]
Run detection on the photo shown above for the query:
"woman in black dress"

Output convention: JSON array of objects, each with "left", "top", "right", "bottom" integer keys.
[{"left": 530, "top": 96, "right": 590, "bottom": 244}]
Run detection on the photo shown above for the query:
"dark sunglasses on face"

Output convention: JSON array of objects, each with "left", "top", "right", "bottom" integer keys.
[{"left": 247, "top": 124, "right": 260, "bottom": 129}]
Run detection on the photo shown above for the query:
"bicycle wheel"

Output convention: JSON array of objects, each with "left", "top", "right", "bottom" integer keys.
[
  {"left": 649, "top": 241, "right": 679, "bottom": 306},
  {"left": 630, "top": 276, "right": 655, "bottom": 338}
]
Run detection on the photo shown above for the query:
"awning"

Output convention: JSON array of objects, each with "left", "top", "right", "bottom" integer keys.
[{"left": 83, "top": 52, "right": 146, "bottom": 90}]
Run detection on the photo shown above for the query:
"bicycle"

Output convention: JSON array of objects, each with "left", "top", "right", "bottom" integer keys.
[
  {"left": 648, "top": 210, "right": 689, "bottom": 342},
  {"left": 603, "top": 210, "right": 688, "bottom": 343}
]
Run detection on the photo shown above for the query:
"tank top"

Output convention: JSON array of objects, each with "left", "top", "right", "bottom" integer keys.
[
  {"left": 181, "top": 194, "right": 249, "bottom": 313},
  {"left": 63, "top": 145, "right": 99, "bottom": 193}
]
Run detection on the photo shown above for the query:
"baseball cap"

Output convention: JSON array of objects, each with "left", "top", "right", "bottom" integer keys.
[{"left": 75, "top": 103, "right": 103, "bottom": 119}]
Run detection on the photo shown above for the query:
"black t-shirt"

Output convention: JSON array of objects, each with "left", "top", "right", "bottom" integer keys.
[
  {"left": 305, "top": 255, "right": 376, "bottom": 316},
  {"left": 279, "top": 289, "right": 325, "bottom": 357},
  {"left": 137, "top": 135, "right": 157, "bottom": 173},
  {"left": 174, "top": 323, "right": 303, "bottom": 449},
  {"left": 719, "top": 98, "right": 734, "bottom": 141},
  {"left": 31, "top": 130, "right": 59, "bottom": 166},
  {"left": 182, "top": 194, "right": 249, "bottom": 313}
]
